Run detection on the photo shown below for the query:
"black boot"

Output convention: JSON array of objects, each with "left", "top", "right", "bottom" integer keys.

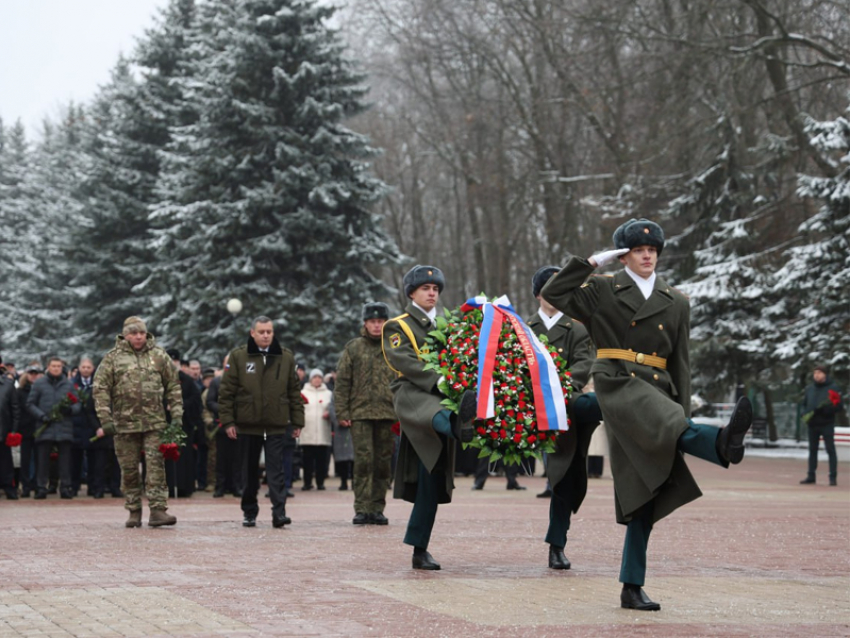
[
  {"left": 717, "top": 397, "right": 753, "bottom": 464},
  {"left": 548, "top": 545, "right": 571, "bottom": 570},
  {"left": 412, "top": 548, "right": 441, "bottom": 570},
  {"left": 620, "top": 584, "right": 660, "bottom": 611}
]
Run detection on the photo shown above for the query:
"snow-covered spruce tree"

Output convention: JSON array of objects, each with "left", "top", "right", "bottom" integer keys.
[
  {"left": 67, "top": 0, "right": 198, "bottom": 356},
  {"left": 150, "top": 0, "right": 398, "bottom": 364},
  {"left": 1, "top": 109, "right": 87, "bottom": 361},
  {"left": 773, "top": 109, "right": 850, "bottom": 381},
  {"left": 663, "top": 118, "right": 788, "bottom": 399}
]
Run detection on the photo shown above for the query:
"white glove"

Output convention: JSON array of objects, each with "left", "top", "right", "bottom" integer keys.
[{"left": 589, "top": 248, "right": 629, "bottom": 268}]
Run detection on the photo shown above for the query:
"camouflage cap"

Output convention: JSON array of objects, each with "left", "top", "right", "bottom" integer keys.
[{"left": 122, "top": 316, "right": 147, "bottom": 335}]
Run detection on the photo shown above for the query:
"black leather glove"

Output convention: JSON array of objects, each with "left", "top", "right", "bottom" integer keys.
[{"left": 60, "top": 404, "right": 73, "bottom": 416}]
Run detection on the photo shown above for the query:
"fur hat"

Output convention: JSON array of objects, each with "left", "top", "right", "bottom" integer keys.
[
  {"left": 403, "top": 265, "right": 445, "bottom": 298},
  {"left": 122, "top": 316, "right": 147, "bottom": 335},
  {"left": 532, "top": 265, "right": 560, "bottom": 297},
  {"left": 613, "top": 218, "right": 665, "bottom": 255},
  {"left": 362, "top": 302, "right": 391, "bottom": 321}
]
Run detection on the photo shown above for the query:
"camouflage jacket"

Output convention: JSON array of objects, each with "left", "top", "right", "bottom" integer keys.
[
  {"left": 93, "top": 333, "right": 183, "bottom": 435},
  {"left": 335, "top": 327, "right": 397, "bottom": 422}
]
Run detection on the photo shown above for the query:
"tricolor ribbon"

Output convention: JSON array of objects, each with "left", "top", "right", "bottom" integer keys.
[{"left": 461, "top": 296, "right": 569, "bottom": 432}]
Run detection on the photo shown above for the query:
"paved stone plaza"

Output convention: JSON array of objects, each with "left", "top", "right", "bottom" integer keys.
[{"left": 1, "top": 455, "right": 847, "bottom": 637}]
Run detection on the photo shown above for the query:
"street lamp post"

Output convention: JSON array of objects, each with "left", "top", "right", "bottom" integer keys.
[{"left": 227, "top": 298, "right": 243, "bottom": 352}]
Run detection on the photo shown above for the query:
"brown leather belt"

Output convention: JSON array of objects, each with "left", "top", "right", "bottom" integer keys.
[{"left": 597, "top": 348, "right": 667, "bottom": 370}]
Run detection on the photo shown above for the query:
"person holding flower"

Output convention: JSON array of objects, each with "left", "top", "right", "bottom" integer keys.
[
  {"left": 800, "top": 364, "right": 844, "bottom": 486},
  {"left": 542, "top": 218, "right": 754, "bottom": 611},
  {"left": 0, "top": 357, "right": 21, "bottom": 500},
  {"left": 382, "top": 265, "right": 477, "bottom": 571},
  {"left": 27, "top": 357, "right": 81, "bottom": 500},
  {"left": 92, "top": 316, "right": 183, "bottom": 527}
]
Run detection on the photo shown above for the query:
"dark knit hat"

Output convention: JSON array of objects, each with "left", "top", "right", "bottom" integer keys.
[
  {"left": 613, "top": 218, "right": 665, "bottom": 255},
  {"left": 403, "top": 265, "right": 445, "bottom": 298},
  {"left": 814, "top": 364, "right": 829, "bottom": 374},
  {"left": 532, "top": 265, "right": 560, "bottom": 297},
  {"left": 362, "top": 302, "right": 390, "bottom": 321},
  {"left": 122, "top": 316, "right": 147, "bottom": 335}
]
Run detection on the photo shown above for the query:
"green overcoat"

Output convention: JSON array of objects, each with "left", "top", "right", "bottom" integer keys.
[
  {"left": 382, "top": 303, "right": 455, "bottom": 504},
  {"left": 527, "top": 312, "right": 597, "bottom": 512},
  {"left": 541, "top": 257, "right": 701, "bottom": 525}
]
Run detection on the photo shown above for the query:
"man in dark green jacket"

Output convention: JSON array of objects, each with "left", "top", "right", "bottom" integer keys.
[
  {"left": 542, "top": 219, "right": 753, "bottom": 611},
  {"left": 527, "top": 265, "right": 602, "bottom": 571},
  {"left": 336, "top": 302, "right": 398, "bottom": 525},
  {"left": 219, "top": 315, "right": 305, "bottom": 529},
  {"left": 382, "top": 265, "right": 475, "bottom": 570}
]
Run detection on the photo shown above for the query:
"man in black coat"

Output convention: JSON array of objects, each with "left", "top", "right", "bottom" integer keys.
[
  {"left": 207, "top": 355, "right": 243, "bottom": 497},
  {"left": 800, "top": 364, "right": 844, "bottom": 486},
  {"left": 16, "top": 366, "right": 42, "bottom": 497},
  {"left": 166, "top": 349, "right": 202, "bottom": 497},
  {"left": 0, "top": 359, "right": 20, "bottom": 500}
]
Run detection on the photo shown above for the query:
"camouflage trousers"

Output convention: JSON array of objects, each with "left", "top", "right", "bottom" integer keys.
[
  {"left": 352, "top": 420, "right": 395, "bottom": 514},
  {"left": 206, "top": 435, "right": 216, "bottom": 488},
  {"left": 114, "top": 431, "right": 168, "bottom": 512}
]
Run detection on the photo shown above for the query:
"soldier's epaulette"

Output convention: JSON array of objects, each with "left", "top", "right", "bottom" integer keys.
[{"left": 580, "top": 274, "right": 613, "bottom": 288}]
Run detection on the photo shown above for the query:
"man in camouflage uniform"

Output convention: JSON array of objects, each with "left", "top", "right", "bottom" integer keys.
[
  {"left": 336, "top": 302, "right": 398, "bottom": 525},
  {"left": 92, "top": 316, "right": 183, "bottom": 528}
]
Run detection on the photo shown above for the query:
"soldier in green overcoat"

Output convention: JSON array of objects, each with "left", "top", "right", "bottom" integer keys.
[
  {"left": 541, "top": 219, "right": 753, "bottom": 611},
  {"left": 527, "top": 266, "right": 602, "bottom": 571},
  {"left": 382, "top": 265, "right": 476, "bottom": 570}
]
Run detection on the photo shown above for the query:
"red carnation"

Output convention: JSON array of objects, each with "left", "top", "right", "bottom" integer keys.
[
  {"left": 477, "top": 426, "right": 487, "bottom": 436},
  {"left": 67, "top": 392, "right": 79, "bottom": 404},
  {"left": 829, "top": 390, "right": 841, "bottom": 406},
  {"left": 513, "top": 433, "right": 522, "bottom": 443},
  {"left": 391, "top": 421, "right": 401, "bottom": 436},
  {"left": 499, "top": 429, "right": 508, "bottom": 439},
  {"left": 5, "top": 432, "right": 22, "bottom": 447},
  {"left": 527, "top": 435, "right": 537, "bottom": 444},
  {"left": 489, "top": 431, "right": 499, "bottom": 439}
]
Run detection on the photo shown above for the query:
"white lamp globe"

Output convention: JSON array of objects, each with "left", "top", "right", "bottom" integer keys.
[{"left": 226, "top": 298, "right": 243, "bottom": 315}]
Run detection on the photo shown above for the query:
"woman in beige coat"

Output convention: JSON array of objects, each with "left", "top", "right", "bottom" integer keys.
[{"left": 300, "top": 369, "right": 333, "bottom": 490}]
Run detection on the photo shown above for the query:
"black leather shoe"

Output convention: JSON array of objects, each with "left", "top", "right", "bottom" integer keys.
[
  {"left": 620, "top": 585, "right": 660, "bottom": 611},
  {"left": 232, "top": 489, "right": 243, "bottom": 497},
  {"left": 829, "top": 478, "right": 837, "bottom": 486},
  {"left": 286, "top": 490, "right": 295, "bottom": 498},
  {"left": 548, "top": 545, "right": 571, "bottom": 570},
  {"left": 5, "top": 489, "right": 19, "bottom": 500},
  {"left": 717, "top": 397, "right": 753, "bottom": 464},
  {"left": 537, "top": 488, "right": 552, "bottom": 498},
  {"left": 302, "top": 485, "right": 313, "bottom": 491},
  {"left": 506, "top": 482, "right": 527, "bottom": 490},
  {"left": 213, "top": 489, "right": 225, "bottom": 497},
  {"left": 272, "top": 515, "right": 291, "bottom": 528},
  {"left": 352, "top": 512, "right": 370, "bottom": 525},
  {"left": 412, "top": 550, "right": 441, "bottom": 570},
  {"left": 800, "top": 477, "right": 816, "bottom": 484},
  {"left": 471, "top": 483, "right": 484, "bottom": 490},
  {"left": 34, "top": 489, "right": 47, "bottom": 500},
  {"left": 372, "top": 512, "right": 389, "bottom": 525},
  {"left": 111, "top": 489, "right": 124, "bottom": 498},
  {"left": 92, "top": 492, "right": 104, "bottom": 499},
  {"left": 317, "top": 485, "right": 326, "bottom": 491},
  {"left": 20, "top": 489, "right": 31, "bottom": 498},
  {"left": 242, "top": 516, "right": 256, "bottom": 527},
  {"left": 60, "top": 490, "right": 73, "bottom": 500}
]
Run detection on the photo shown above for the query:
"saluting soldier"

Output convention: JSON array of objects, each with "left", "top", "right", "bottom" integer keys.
[
  {"left": 382, "top": 265, "right": 476, "bottom": 570},
  {"left": 527, "top": 265, "right": 602, "bottom": 571},
  {"left": 541, "top": 219, "right": 753, "bottom": 611}
]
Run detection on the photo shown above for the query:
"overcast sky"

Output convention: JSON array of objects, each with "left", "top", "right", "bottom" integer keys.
[{"left": 0, "top": 0, "right": 169, "bottom": 136}]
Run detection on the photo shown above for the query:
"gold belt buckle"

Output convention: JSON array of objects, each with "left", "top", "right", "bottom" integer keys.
[{"left": 635, "top": 353, "right": 645, "bottom": 364}]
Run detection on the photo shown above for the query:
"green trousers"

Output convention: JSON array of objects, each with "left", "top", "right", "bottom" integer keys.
[{"left": 352, "top": 419, "right": 395, "bottom": 514}]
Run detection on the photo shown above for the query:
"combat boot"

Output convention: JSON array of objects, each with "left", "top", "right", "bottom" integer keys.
[
  {"left": 125, "top": 510, "right": 142, "bottom": 528},
  {"left": 148, "top": 509, "right": 177, "bottom": 527}
]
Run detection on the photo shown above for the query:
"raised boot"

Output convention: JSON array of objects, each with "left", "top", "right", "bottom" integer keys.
[{"left": 148, "top": 509, "right": 177, "bottom": 527}]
